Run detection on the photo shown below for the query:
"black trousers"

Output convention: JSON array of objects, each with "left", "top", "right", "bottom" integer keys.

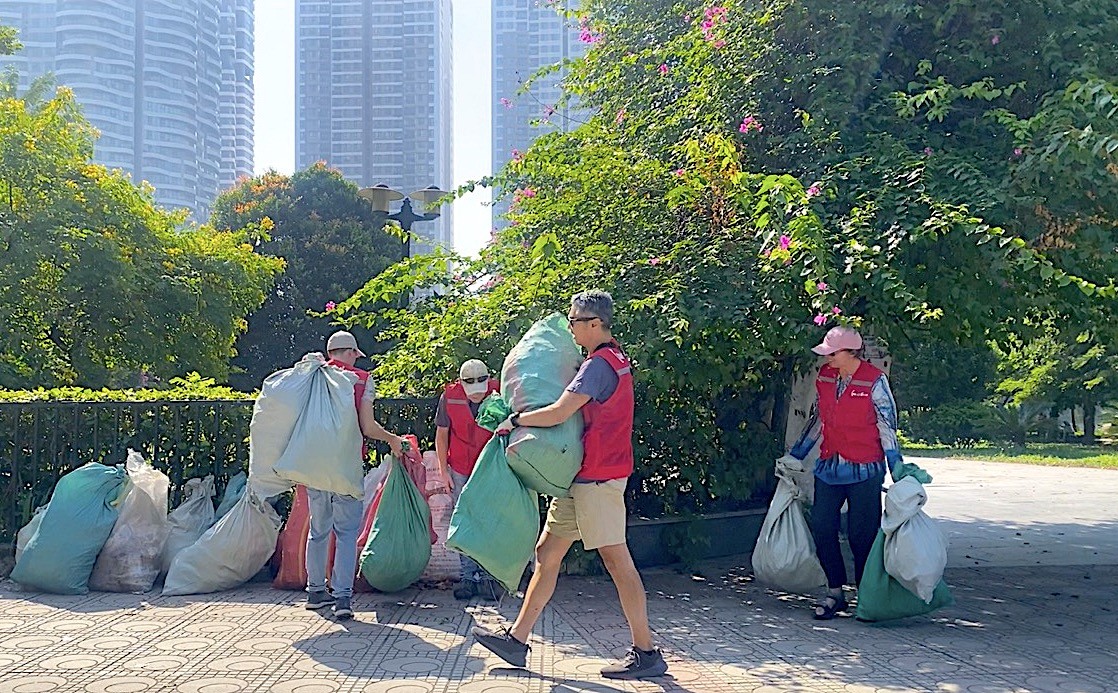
[{"left": 811, "top": 475, "right": 882, "bottom": 589}]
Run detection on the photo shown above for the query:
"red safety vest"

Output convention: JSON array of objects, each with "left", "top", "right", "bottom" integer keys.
[
  {"left": 328, "top": 358, "right": 370, "bottom": 459},
  {"left": 816, "top": 360, "right": 885, "bottom": 464},
  {"left": 444, "top": 379, "right": 500, "bottom": 476},
  {"left": 578, "top": 343, "right": 635, "bottom": 482}
]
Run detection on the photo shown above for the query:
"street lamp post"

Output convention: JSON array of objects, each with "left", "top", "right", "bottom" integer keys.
[{"left": 358, "top": 183, "right": 445, "bottom": 261}]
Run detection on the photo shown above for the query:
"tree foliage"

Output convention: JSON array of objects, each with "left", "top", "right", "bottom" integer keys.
[
  {"left": 333, "top": 0, "right": 1118, "bottom": 514},
  {"left": 209, "top": 163, "right": 403, "bottom": 389},
  {"left": 0, "top": 68, "right": 282, "bottom": 389}
]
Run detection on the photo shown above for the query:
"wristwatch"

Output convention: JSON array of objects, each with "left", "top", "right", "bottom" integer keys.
[{"left": 510, "top": 413, "right": 521, "bottom": 428}]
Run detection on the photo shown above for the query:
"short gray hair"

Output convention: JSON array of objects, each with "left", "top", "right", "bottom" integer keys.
[{"left": 570, "top": 290, "right": 613, "bottom": 327}]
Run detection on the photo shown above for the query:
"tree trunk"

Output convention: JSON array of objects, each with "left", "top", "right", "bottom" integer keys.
[
  {"left": 1083, "top": 398, "right": 1097, "bottom": 446},
  {"left": 1070, "top": 407, "right": 1078, "bottom": 434}
]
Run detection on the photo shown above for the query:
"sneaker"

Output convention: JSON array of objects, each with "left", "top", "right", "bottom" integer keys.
[
  {"left": 471, "top": 625, "right": 529, "bottom": 668},
  {"left": 332, "top": 596, "right": 353, "bottom": 620},
  {"left": 600, "top": 647, "right": 669, "bottom": 680},
  {"left": 305, "top": 591, "right": 335, "bottom": 610},
  {"left": 453, "top": 580, "right": 477, "bottom": 601}
]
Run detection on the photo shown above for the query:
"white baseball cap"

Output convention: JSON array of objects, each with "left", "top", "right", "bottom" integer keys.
[{"left": 326, "top": 330, "right": 365, "bottom": 357}]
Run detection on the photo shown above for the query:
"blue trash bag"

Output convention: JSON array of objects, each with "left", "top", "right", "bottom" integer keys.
[
  {"left": 214, "top": 471, "right": 247, "bottom": 522},
  {"left": 11, "top": 462, "right": 129, "bottom": 594}
]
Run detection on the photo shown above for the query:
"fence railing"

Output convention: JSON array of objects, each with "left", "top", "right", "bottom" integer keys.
[{"left": 0, "top": 397, "right": 438, "bottom": 543}]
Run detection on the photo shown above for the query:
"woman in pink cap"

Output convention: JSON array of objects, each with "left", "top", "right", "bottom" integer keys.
[{"left": 787, "top": 325, "right": 904, "bottom": 620}]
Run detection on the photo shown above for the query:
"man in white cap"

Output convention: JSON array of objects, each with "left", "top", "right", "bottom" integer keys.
[
  {"left": 304, "top": 330, "right": 407, "bottom": 619},
  {"left": 786, "top": 324, "right": 919, "bottom": 621},
  {"left": 434, "top": 358, "right": 501, "bottom": 599}
]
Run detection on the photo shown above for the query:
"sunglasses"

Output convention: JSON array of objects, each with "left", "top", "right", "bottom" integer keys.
[
  {"left": 567, "top": 316, "right": 597, "bottom": 324},
  {"left": 462, "top": 374, "right": 489, "bottom": 384}
]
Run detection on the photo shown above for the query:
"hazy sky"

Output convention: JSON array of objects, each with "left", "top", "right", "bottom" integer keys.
[{"left": 254, "top": 0, "right": 493, "bottom": 257}]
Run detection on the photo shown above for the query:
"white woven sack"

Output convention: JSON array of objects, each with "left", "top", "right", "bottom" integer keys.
[
  {"left": 269, "top": 353, "right": 364, "bottom": 498},
  {"left": 751, "top": 456, "right": 826, "bottom": 593},
  {"left": 882, "top": 476, "right": 948, "bottom": 603},
  {"left": 162, "top": 488, "right": 281, "bottom": 596}
]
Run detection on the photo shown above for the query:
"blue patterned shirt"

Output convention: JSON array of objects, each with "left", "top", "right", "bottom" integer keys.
[{"left": 789, "top": 372, "right": 901, "bottom": 485}]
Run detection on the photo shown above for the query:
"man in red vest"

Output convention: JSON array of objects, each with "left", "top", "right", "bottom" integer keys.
[
  {"left": 434, "top": 358, "right": 501, "bottom": 600},
  {"left": 472, "top": 290, "right": 668, "bottom": 681},
  {"left": 306, "top": 331, "right": 406, "bottom": 620},
  {"left": 787, "top": 325, "right": 909, "bottom": 620}
]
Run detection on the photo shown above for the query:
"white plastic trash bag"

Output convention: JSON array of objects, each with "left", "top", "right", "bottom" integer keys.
[
  {"left": 751, "top": 456, "right": 826, "bottom": 593},
  {"left": 882, "top": 476, "right": 948, "bottom": 604},
  {"left": 89, "top": 451, "right": 171, "bottom": 593},
  {"left": 162, "top": 488, "right": 281, "bottom": 596},
  {"left": 15, "top": 505, "right": 47, "bottom": 563},
  {"left": 160, "top": 475, "right": 216, "bottom": 575},
  {"left": 363, "top": 465, "right": 388, "bottom": 513},
  {"left": 268, "top": 353, "right": 365, "bottom": 498}
]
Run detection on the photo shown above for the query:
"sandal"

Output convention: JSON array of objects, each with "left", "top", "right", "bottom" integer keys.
[{"left": 812, "top": 595, "right": 848, "bottom": 620}]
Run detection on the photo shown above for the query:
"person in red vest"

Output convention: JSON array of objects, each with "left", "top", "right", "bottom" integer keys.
[
  {"left": 434, "top": 358, "right": 501, "bottom": 600},
  {"left": 787, "top": 325, "right": 904, "bottom": 620},
  {"left": 472, "top": 290, "right": 668, "bottom": 681},
  {"left": 306, "top": 330, "right": 407, "bottom": 620}
]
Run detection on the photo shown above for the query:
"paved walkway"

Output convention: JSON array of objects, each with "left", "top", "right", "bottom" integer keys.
[{"left": 1, "top": 459, "right": 1115, "bottom": 693}]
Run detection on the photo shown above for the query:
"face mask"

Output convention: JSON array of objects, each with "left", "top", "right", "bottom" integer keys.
[{"left": 461, "top": 374, "right": 489, "bottom": 397}]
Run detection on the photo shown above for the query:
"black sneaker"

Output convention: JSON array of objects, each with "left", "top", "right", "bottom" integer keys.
[
  {"left": 305, "top": 591, "right": 335, "bottom": 610},
  {"left": 332, "top": 596, "right": 353, "bottom": 620},
  {"left": 471, "top": 625, "right": 529, "bottom": 668},
  {"left": 453, "top": 580, "right": 477, "bottom": 601},
  {"left": 600, "top": 647, "right": 668, "bottom": 680}
]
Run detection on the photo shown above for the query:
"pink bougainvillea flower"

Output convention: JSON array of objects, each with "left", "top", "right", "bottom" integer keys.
[
  {"left": 674, "top": 168, "right": 685, "bottom": 176},
  {"left": 779, "top": 234, "right": 791, "bottom": 250},
  {"left": 648, "top": 257, "right": 662, "bottom": 265},
  {"left": 521, "top": 187, "right": 537, "bottom": 198},
  {"left": 832, "top": 306, "right": 842, "bottom": 315},
  {"left": 991, "top": 35, "right": 1000, "bottom": 45},
  {"left": 1013, "top": 147, "right": 1023, "bottom": 157},
  {"left": 615, "top": 108, "right": 627, "bottom": 124},
  {"left": 813, "top": 313, "right": 827, "bottom": 326},
  {"left": 325, "top": 301, "right": 336, "bottom": 312},
  {"left": 511, "top": 149, "right": 523, "bottom": 163},
  {"left": 923, "top": 147, "right": 933, "bottom": 155},
  {"left": 659, "top": 63, "right": 669, "bottom": 75},
  {"left": 816, "top": 281, "right": 828, "bottom": 291},
  {"left": 713, "top": 39, "right": 726, "bottom": 48},
  {"left": 499, "top": 97, "right": 513, "bottom": 109},
  {"left": 738, "top": 115, "right": 762, "bottom": 133},
  {"left": 806, "top": 183, "right": 822, "bottom": 198}
]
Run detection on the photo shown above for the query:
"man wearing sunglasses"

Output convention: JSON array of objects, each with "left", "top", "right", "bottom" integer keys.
[
  {"left": 434, "top": 358, "right": 501, "bottom": 599},
  {"left": 472, "top": 290, "right": 668, "bottom": 681}
]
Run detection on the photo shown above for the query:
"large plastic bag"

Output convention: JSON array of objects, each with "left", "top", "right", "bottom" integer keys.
[
  {"left": 270, "top": 353, "right": 364, "bottom": 498},
  {"left": 446, "top": 411, "right": 539, "bottom": 594},
  {"left": 855, "top": 528, "right": 954, "bottom": 622},
  {"left": 751, "top": 456, "right": 826, "bottom": 593},
  {"left": 215, "top": 471, "right": 247, "bottom": 522},
  {"left": 882, "top": 476, "right": 949, "bottom": 604},
  {"left": 420, "top": 450, "right": 460, "bottom": 582},
  {"left": 11, "top": 462, "right": 129, "bottom": 594},
  {"left": 358, "top": 456, "right": 432, "bottom": 592},
  {"left": 161, "top": 475, "right": 216, "bottom": 575},
  {"left": 14, "top": 505, "right": 46, "bottom": 563},
  {"left": 89, "top": 451, "right": 171, "bottom": 593},
  {"left": 501, "top": 313, "right": 584, "bottom": 497},
  {"left": 162, "top": 488, "right": 282, "bottom": 596},
  {"left": 247, "top": 356, "right": 327, "bottom": 499}
]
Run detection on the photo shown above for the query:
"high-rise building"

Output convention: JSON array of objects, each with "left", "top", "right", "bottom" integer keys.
[
  {"left": 295, "top": 0, "right": 453, "bottom": 254},
  {"left": 491, "top": 0, "right": 584, "bottom": 228},
  {"left": 0, "top": 0, "right": 254, "bottom": 220}
]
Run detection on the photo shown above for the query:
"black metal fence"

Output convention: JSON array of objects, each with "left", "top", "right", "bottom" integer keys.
[{"left": 0, "top": 397, "right": 438, "bottom": 543}]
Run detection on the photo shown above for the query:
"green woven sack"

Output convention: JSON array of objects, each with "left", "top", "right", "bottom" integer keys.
[
  {"left": 502, "top": 313, "right": 584, "bottom": 497},
  {"left": 446, "top": 397, "right": 539, "bottom": 593},
  {"left": 855, "top": 529, "right": 954, "bottom": 622},
  {"left": 358, "top": 456, "right": 432, "bottom": 592}
]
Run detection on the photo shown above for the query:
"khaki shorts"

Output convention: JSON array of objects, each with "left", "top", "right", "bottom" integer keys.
[{"left": 544, "top": 478, "right": 628, "bottom": 550}]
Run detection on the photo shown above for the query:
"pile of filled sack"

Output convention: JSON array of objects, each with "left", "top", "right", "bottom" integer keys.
[{"left": 11, "top": 314, "right": 585, "bottom": 598}]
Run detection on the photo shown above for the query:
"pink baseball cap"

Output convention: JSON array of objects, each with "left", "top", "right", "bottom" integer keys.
[{"left": 811, "top": 326, "right": 863, "bottom": 355}]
